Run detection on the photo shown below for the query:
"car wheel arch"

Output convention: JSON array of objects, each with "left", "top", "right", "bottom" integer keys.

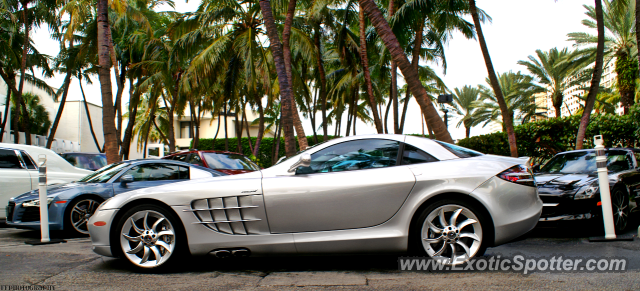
[
  {"left": 108, "top": 198, "right": 190, "bottom": 259},
  {"left": 407, "top": 192, "right": 496, "bottom": 251},
  {"left": 63, "top": 194, "right": 105, "bottom": 235}
]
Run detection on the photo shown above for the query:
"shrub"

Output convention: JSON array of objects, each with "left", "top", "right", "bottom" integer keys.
[{"left": 457, "top": 104, "right": 640, "bottom": 164}]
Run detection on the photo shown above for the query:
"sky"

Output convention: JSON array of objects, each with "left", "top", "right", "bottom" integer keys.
[{"left": 29, "top": 0, "right": 596, "bottom": 140}]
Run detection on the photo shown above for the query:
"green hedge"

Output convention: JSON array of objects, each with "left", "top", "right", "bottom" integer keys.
[
  {"left": 457, "top": 104, "right": 640, "bottom": 164},
  {"left": 192, "top": 135, "right": 340, "bottom": 168}
]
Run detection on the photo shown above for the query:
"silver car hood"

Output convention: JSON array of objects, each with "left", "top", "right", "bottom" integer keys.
[{"left": 99, "top": 171, "right": 263, "bottom": 210}]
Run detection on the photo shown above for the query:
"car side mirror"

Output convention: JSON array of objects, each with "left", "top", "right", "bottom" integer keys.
[
  {"left": 120, "top": 175, "right": 134, "bottom": 187},
  {"left": 532, "top": 164, "right": 540, "bottom": 173},
  {"left": 288, "top": 154, "right": 311, "bottom": 173}
]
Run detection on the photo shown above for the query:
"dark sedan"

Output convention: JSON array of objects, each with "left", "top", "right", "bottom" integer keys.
[
  {"left": 535, "top": 148, "right": 640, "bottom": 232},
  {"left": 6, "top": 160, "right": 225, "bottom": 236}
]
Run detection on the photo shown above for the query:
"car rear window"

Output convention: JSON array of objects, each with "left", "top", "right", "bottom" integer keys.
[{"left": 434, "top": 141, "right": 483, "bottom": 158}]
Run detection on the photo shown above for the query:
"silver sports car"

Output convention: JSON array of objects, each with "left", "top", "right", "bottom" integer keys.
[{"left": 88, "top": 135, "right": 542, "bottom": 269}]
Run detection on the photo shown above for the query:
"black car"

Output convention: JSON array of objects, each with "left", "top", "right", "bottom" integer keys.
[
  {"left": 534, "top": 148, "right": 640, "bottom": 232},
  {"left": 60, "top": 153, "right": 107, "bottom": 171}
]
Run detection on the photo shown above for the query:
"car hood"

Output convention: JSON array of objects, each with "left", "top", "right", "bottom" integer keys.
[
  {"left": 534, "top": 173, "right": 598, "bottom": 196},
  {"left": 12, "top": 182, "right": 104, "bottom": 203}
]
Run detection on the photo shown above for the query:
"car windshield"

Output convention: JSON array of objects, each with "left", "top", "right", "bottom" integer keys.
[
  {"left": 540, "top": 151, "right": 632, "bottom": 174},
  {"left": 78, "top": 162, "right": 129, "bottom": 183},
  {"left": 63, "top": 154, "right": 107, "bottom": 171},
  {"left": 202, "top": 153, "right": 260, "bottom": 171}
]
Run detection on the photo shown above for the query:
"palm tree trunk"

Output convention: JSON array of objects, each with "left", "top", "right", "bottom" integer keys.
[
  {"left": 120, "top": 82, "right": 140, "bottom": 159},
  {"left": 387, "top": 0, "right": 400, "bottom": 134},
  {"left": 46, "top": 72, "right": 72, "bottom": 149},
  {"left": 259, "top": 0, "right": 297, "bottom": 156},
  {"left": 253, "top": 99, "right": 265, "bottom": 157},
  {"left": 637, "top": 0, "right": 640, "bottom": 75},
  {"left": 576, "top": 0, "right": 605, "bottom": 150},
  {"left": 162, "top": 90, "right": 177, "bottom": 152},
  {"left": 360, "top": 0, "right": 452, "bottom": 143},
  {"left": 359, "top": 8, "right": 383, "bottom": 133},
  {"left": 224, "top": 103, "right": 229, "bottom": 151},
  {"left": 400, "top": 20, "right": 424, "bottom": 133},
  {"left": 466, "top": 126, "right": 471, "bottom": 138},
  {"left": 281, "top": 0, "right": 309, "bottom": 151},
  {"left": 314, "top": 26, "right": 329, "bottom": 141},
  {"left": 152, "top": 117, "right": 170, "bottom": 146},
  {"left": 235, "top": 109, "right": 242, "bottom": 153},
  {"left": 310, "top": 87, "right": 318, "bottom": 143},
  {"left": 97, "top": 0, "right": 119, "bottom": 163},
  {"left": 142, "top": 102, "right": 157, "bottom": 159},
  {"left": 0, "top": 86, "right": 11, "bottom": 142},
  {"left": 243, "top": 111, "right": 254, "bottom": 154},
  {"left": 384, "top": 98, "right": 391, "bottom": 133},
  {"left": 616, "top": 51, "right": 636, "bottom": 114},
  {"left": 79, "top": 78, "right": 102, "bottom": 152},
  {"left": 213, "top": 110, "right": 221, "bottom": 146},
  {"left": 468, "top": 0, "right": 516, "bottom": 156},
  {"left": 17, "top": 0, "right": 32, "bottom": 145}
]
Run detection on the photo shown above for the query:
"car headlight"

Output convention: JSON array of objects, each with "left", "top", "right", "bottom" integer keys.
[
  {"left": 574, "top": 181, "right": 599, "bottom": 200},
  {"left": 22, "top": 198, "right": 54, "bottom": 207}
]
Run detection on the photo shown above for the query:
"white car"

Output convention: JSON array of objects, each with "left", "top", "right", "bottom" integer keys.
[{"left": 0, "top": 143, "right": 92, "bottom": 219}]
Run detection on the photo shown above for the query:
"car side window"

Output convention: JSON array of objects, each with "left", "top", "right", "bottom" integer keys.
[
  {"left": 19, "top": 151, "right": 37, "bottom": 169},
  {"left": 296, "top": 139, "right": 400, "bottom": 174},
  {"left": 188, "top": 154, "right": 204, "bottom": 167},
  {"left": 401, "top": 144, "right": 438, "bottom": 165},
  {"left": 123, "top": 164, "right": 190, "bottom": 181},
  {"left": 174, "top": 154, "right": 188, "bottom": 162},
  {"left": 0, "top": 149, "right": 23, "bottom": 169}
]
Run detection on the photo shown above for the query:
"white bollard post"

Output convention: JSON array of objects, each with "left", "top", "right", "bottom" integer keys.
[
  {"left": 593, "top": 135, "right": 616, "bottom": 239},
  {"left": 38, "top": 154, "right": 50, "bottom": 243}
]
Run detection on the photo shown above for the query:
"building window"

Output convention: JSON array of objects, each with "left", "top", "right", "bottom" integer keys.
[{"left": 180, "top": 121, "right": 192, "bottom": 138}]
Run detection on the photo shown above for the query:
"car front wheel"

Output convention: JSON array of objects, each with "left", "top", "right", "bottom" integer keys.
[
  {"left": 414, "top": 200, "right": 487, "bottom": 265},
  {"left": 65, "top": 197, "right": 102, "bottom": 236},
  {"left": 117, "top": 205, "right": 181, "bottom": 269},
  {"left": 611, "top": 187, "right": 629, "bottom": 233}
]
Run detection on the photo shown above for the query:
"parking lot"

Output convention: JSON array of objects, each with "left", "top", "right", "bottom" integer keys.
[{"left": 1, "top": 220, "right": 640, "bottom": 290}]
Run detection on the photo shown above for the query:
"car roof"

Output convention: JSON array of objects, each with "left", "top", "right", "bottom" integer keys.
[{"left": 60, "top": 152, "right": 106, "bottom": 155}]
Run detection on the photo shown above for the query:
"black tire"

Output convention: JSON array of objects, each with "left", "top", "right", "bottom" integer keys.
[
  {"left": 611, "top": 187, "right": 629, "bottom": 233},
  {"left": 114, "top": 204, "right": 187, "bottom": 270},
  {"left": 64, "top": 197, "right": 103, "bottom": 237},
  {"left": 410, "top": 199, "right": 489, "bottom": 265}
]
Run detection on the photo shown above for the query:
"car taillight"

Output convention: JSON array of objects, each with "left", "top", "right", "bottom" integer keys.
[{"left": 497, "top": 165, "right": 535, "bottom": 187}]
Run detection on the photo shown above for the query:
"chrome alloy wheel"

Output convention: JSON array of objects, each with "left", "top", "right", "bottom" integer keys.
[
  {"left": 421, "top": 205, "right": 483, "bottom": 265},
  {"left": 611, "top": 189, "right": 629, "bottom": 232},
  {"left": 120, "top": 210, "right": 175, "bottom": 268},
  {"left": 70, "top": 199, "right": 101, "bottom": 234}
]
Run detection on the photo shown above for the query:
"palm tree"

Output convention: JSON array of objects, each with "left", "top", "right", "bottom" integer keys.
[
  {"left": 476, "top": 71, "right": 543, "bottom": 132},
  {"left": 10, "top": 92, "right": 51, "bottom": 136},
  {"left": 358, "top": 0, "right": 452, "bottom": 143},
  {"left": 467, "top": 0, "right": 517, "bottom": 156},
  {"left": 518, "top": 47, "right": 591, "bottom": 118},
  {"left": 449, "top": 85, "right": 486, "bottom": 138},
  {"left": 258, "top": 0, "right": 296, "bottom": 156},
  {"left": 574, "top": 0, "right": 606, "bottom": 150},
  {"left": 569, "top": 0, "right": 637, "bottom": 114},
  {"left": 96, "top": 0, "right": 119, "bottom": 163}
]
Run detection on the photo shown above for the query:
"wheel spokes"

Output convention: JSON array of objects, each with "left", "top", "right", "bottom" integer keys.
[
  {"left": 456, "top": 241, "right": 471, "bottom": 258},
  {"left": 449, "top": 243, "right": 456, "bottom": 263},
  {"left": 457, "top": 218, "right": 477, "bottom": 230},
  {"left": 459, "top": 232, "right": 480, "bottom": 242},
  {"left": 123, "top": 234, "right": 141, "bottom": 242},
  {"left": 150, "top": 246, "right": 163, "bottom": 265},
  {"left": 151, "top": 218, "right": 165, "bottom": 232},
  {"left": 140, "top": 246, "right": 150, "bottom": 264},
  {"left": 155, "top": 240, "right": 172, "bottom": 254},
  {"left": 127, "top": 242, "right": 144, "bottom": 254},
  {"left": 157, "top": 230, "right": 174, "bottom": 238},
  {"left": 73, "top": 218, "right": 86, "bottom": 228},
  {"left": 449, "top": 208, "right": 462, "bottom": 227},
  {"left": 423, "top": 235, "right": 443, "bottom": 243},
  {"left": 131, "top": 218, "right": 144, "bottom": 234},
  {"left": 438, "top": 209, "right": 448, "bottom": 227},
  {"left": 427, "top": 220, "right": 443, "bottom": 234},
  {"left": 433, "top": 242, "right": 447, "bottom": 256},
  {"left": 143, "top": 212, "right": 150, "bottom": 230}
]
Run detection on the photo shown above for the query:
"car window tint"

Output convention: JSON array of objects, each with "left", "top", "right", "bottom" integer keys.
[
  {"left": 124, "top": 164, "right": 189, "bottom": 181},
  {"left": 188, "top": 154, "right": 204, "bottom": 167},
  {"left": 434, "top": 140, "right": 483, "bottom": 158},
  {"left": 296, "top": 139, "right": 400, "bottom": 174},
  {"left": 20, "top": 151, "right": 37, "bottom": 169},
  {"left": 80, "top": 162, "right": 129, "bottom": 183},
  {"left": 606, "top": 151, "right": 632, "bottom": 172},
  {"left": 0, "top": 149, "right": 22, "bottom": 169},
  {"left": 402, "top": 144, "right": 438, "bottom": 165},
  {"left": 174, "top": 154, "right": 188, "bottom": 162}
]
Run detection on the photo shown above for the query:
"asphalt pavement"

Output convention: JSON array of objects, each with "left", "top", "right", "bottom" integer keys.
[{"left": 1, "top": 221, "right": 640, "bottom": 290}]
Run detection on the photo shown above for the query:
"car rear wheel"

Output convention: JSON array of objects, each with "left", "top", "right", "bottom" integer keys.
[
  {"left": 65, "top": 197, "right": 102, "bottom": 236},
  {"left": 611, "top": 187, "right": 629, "bottom": 233},
  {"left": 117, "top": 205, "right": 181, "bottom": 269},
  {"left": 414, "top": 200, "right": 487, "bottom": 265}
]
